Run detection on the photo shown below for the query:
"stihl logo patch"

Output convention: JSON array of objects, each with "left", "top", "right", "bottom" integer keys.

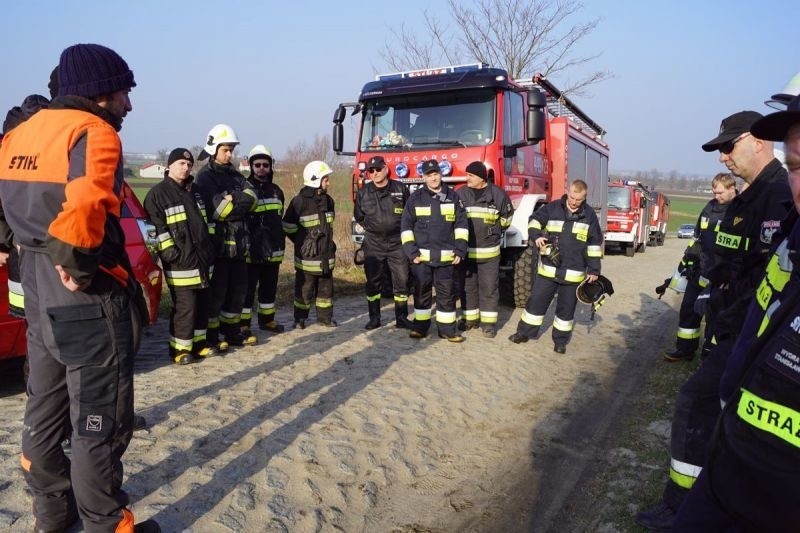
[
  {"left": 8, "top": 155, "right": 39, "bottom": 170},
  {"left": 86, "top": 415, "right": 103, "bottom": 432}
]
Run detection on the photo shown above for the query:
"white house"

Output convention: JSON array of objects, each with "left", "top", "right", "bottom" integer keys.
[{"left": 139, "top": 163, "right": 166, "bottom": 179}]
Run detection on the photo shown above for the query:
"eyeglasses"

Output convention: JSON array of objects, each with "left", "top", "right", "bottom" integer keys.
[
  {"left": 252, "top": 162, "right": 271, "bottom": 169},
  {"left": 719, "top": 133, "right": 750, "bottom": 155},
  {"left": 367, "top": 168, "right": 383, "bottom": 173}
]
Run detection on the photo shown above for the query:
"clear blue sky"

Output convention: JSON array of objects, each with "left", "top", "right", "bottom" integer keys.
[{"left": 1, "top": 0, "right": 796, "bottom": 176}]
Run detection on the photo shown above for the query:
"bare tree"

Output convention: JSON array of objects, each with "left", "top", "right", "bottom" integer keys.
[{"left": 379, "top": 0, "right": 610, "bottom": 95}]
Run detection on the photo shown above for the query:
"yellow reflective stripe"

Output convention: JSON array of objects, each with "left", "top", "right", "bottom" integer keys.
[
  {"left": 193, "top": 329, "right": 207, "bottom": 343},
  {"left": 419, "top": 249, "right": 431, "bottom": 262},
  {"left": 207, "top": 222, "right": 216, "bottom": 234},
  {"left": 316, "top": 298, "right": 333, "bottom": 308},
  {"left": 466, "top": 206, "right": 499, "bottom": 222},
  {"left": 715, "top": 231, "right": 743, "bottom": 250},
  {"left": 414, "top": 307, "right": 432, "bottom": 320},
  {"left": 698, "top": 276, "right": 709, "bottom": 288},
  {"left": 545, "top": 220, "right": 564, "bottom": 233},
  {"left": 521, "top": 311, "right": 544, "bottom": 326},
  {"left": 8, "top": 283, "right": 24, "bottom": 309},
  {"left": 440, "top": 250, "right": 455, "bottom": 262},
  {"left": 166, "top": 212, "right": 187, "bottom": 224},
  {"left": 669, "top": 458, "right": 701, "bottom": 489},
  {"left": 586, "top": 245, "right": 602, "bottom": 257},
  {"left": 538, "top": 262, "right": 557, "bottom": 277},
  {"left": 499, "top": 216, "right": 512, "bottom": 229},
  {"left": 553, "top": 317, "right": 573, "bottom": 331},
  {"left": 677, "top": 327, "right": 701, "bottom": 339},
  {"left": 169, "top": 337, "right": 193, "bottom": 350},
  {"left": 299, "top": 214, "right": 321, "bottom": 228},
  {"left": 294, "top": 258, "right": 336, "bottom": 272},
  {"left": 401, "top": 230, "right": 415, "bottom": 244},
  {"left": 294, "top": 300, "right": 311, "bottom": 310},
  {"left": 528, "top": 219, "right": 543, "bottom": 230},
  {"left": 700, "top": 217, "right": 709, "bottom": 230},
  {"left": 738, "top": 388, "right": 800, "bottom": 449},
  {"left": 440, "top": 204, "right": 455, "bottom": 215},
  {"left": 463, "top": 309, "right": 480, "bottom": 320},
  {"left": 215, "top": 198, "right": 234, "bottom": 220},
  {"left": 564, "top": 269, "right": 586, "bottom": 283},
  {"left": 220, "top": 311, "right": 239, "bottom": 324},
  {"left": 282, "top": 221, "right": 298, "bottom": 234},
  {"left": 240, "top": 308, "right": 252, "bottom": 320},
  {"left": 394, "top": 295, "right": 409, "bottom": 303},
  {"left": 480, "top": 311, "right": 498, "bottom": 323},
  {"left": 454, "top": 228, "right": 469, "bottom": 241},
  {"left": 415, "top": 206, "right": 431, "bottom": 216},
  {"left": 366, "top": 294, "right": 381, "bottom": 302},
  {"left": 572, "top": 222, "right": 589, "bottom": 238},
  {"left": 165, "top": 268, "right": 202, "bottom": 286},
  {"left": 468, "top": 245, "right": 501, "bottom": 259},
  {"left": 436, "top": 310, "right": 457, "bottom": 323}
]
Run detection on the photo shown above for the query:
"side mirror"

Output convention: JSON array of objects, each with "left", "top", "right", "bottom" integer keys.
[
  {"left": 333, "top": 105, "right": 346, "bottom": 124},
  {"left": 333, "top": 123, "right": 344, "bottom": 153},
  {"left": 526, "top": 89, "right": 546, "bottom": 143}
]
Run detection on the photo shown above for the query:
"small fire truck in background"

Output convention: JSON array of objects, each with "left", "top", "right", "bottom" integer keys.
[
  {"left": 605, "top": 180, "right": 653, "bottom": 257},
  {"left": 333, "top": 63, "right": 609, "bottom": 307}
]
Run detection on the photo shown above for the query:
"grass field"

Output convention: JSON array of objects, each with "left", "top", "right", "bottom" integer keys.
[{"left": 667, "top": 195, "right": 708, "bottom": 231}]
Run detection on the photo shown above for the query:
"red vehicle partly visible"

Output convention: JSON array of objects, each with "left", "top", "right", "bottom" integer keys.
[
  {"left": 605, "top": 181, "right": 653, "bottom": 257},
  {"left": 333, "top": 63, "right": 609, "bottom": 307},
  {"left": 648, "top": 191, "right": 670, "bottom": 246},
  {"left": 0, "top": 181, "right": 162, "bottom": 362}
]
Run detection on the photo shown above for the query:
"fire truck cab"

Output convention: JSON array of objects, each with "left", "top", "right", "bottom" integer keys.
[
  {"left": 605, "top": 181, "right": 653, "bottom": 257},
  {"left": 333, "top": 63, "right": 609, "bottom": 307}
]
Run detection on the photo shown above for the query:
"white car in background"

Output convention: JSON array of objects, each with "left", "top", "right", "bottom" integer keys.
[{"left": 677, "top": 224, "right": 695, "bottom": 239}]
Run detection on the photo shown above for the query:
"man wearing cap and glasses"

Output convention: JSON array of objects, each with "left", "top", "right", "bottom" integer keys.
[
  {"left": 636, "top": 110, "right": 791, "bottom": 531},
  {"left": 401, "top": 160, "right": 468, "bottom": 342},
  {"left": 354, "top": 155, "right": 413, "bottom": 330},
  {"left": 0, "top": 44, "right": 160, "bottom": 532},
  {"left": 672, "top": 93, "right": 800, "bottom": 533}
]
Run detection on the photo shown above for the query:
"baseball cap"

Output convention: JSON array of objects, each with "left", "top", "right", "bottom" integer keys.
[
  {"left": 751, "top": 94, "right": 800, "bottom": 141},
  {"left": 701, "top": 111, "right": 763, "bottom": 152},
  {"left": 367, "top": 155, "right": 386, "bottom": 169},
  {"left": 421, "top": 160, "right": 440, "bottom": 175}
]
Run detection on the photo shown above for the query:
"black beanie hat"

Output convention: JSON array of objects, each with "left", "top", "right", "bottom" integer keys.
[
  {"left": 48, "top": 66, "right": 59, "bottom": 99},
  {"left": 167, "top": 148, "right": 194, "bottom": 166},
  {"left": 57, "top": 43, "right": 136, "bottom": 99},
  {"left": 465, "top": 161, "right": 488, "bottom": 180}
]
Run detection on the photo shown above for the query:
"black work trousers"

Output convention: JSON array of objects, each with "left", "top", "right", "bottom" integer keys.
[
  {"left": 168, "top": 285, "right": 210, "bottom": 356},
  {"left": 20, "top": 249, "right": 135, "bottom": 532},
  {"left": 674, "top": 277, "right": 704, "bottom": 355},
  {"left": 411, "top": 262, "right": 457, "bottom": 337},
  {"left": 460, "top": 257, "right": 500, "bottom": 327},
  {"left": 516, "top": 275, "right": 578, "bottom": 346},
  {"left": 207, "top": 257, "right": 248, "bottom": 342},
  {"left": 363, "top": 239, "right": 409, "bottom": 305},
  {"left": 294, "top": 269, "right": 333, "bottom": 323},
  {"left": 243, "top": 261, "right": 281, "bottom": 328}
]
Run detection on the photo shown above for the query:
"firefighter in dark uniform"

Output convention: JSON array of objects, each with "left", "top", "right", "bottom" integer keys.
[
  {"left": 0, "top": 44, "right": 159, "bottom": 532},
  {"left": 194, "top": 124, "right": 258, "bottom": 350},
  {"left": 664, "top": 173, "right": 736, "bottom": 362},
  {"left": 241, "top": 144, "right": 286, "bottom": 335},
  {"left": 282, "top": 160, "right": 337, "bottom": 328},
  {"left": 636, "top": 110, "right": 792, "bottom": 531},
  {"left": 144, "top": 148, "right": 217, "bottom": 365},
  {"left": 401, "top": 159, "right": 469, "bottom": 342},
  {"left": 354, "top": 155, "right": 413, "bottom": 330},
  {"left": 456, "top": 161, "right": 514, "bottom": 338},
  {"left": 674, "top": 100, "right": 800, "bottom": 532},
  {"left": 509, "top": 180, "right": 602, "bottom": 353}
]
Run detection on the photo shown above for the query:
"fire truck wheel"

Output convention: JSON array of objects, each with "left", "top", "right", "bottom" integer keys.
[
  {"left": 513, "top": 246, "right": 535, "bottom": 308},
  {"left": 625, "top": 243, "right": 635, "bottom": 257},
  {"left": 636, "top": 239, "right": 647, "bottom": 253}
]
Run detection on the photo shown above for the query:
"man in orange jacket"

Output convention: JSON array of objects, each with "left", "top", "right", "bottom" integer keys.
[{"left": 0, "top": 44, "right": 159, "bottom": 532}]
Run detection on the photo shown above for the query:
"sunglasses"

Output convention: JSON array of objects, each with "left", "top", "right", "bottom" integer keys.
[
  {"left": 252, "top": 162, "right": 271, "bottom": 168},
  {"left": 367, "top": 167, "right": 384, "bottom": 173},
  {"left": 719, "top": 133, "right": 750, "bottom": 155}
]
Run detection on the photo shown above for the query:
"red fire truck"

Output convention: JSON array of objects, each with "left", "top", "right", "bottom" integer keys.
[
  {"left": 648, "top": 191, "right": 670, "bottom": 246},
  {"left": 0, "top": 181, "right": 163, "bottom": 363},
  {"left": 605, "top": 181, "right": 653, "bottom": 257},
  {"left": 333, "top": 63, "right": 609, "bottom": 307}
]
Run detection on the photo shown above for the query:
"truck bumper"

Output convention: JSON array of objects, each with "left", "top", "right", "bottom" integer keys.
[{"left": 604, "top": 231, "right": 634, "bottom": 243}]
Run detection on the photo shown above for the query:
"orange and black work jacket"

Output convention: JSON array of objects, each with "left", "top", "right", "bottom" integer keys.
[
  {"left": 282, "top": 186, "right": 336, "bottom": 274},
  {"left": 401, "top": 184, "right": 468, "bottom": 267},
  {"left": 194, "top": 160, "right": 257, "bottom": 260},
  {"left": 528, "top": 196, "right": 602, "bottom": 284},
  {"left": 714, "top": 210, "right": 800, "bottom": 516},
  {"left": 456, "top": 183, "right": 514, "bottom": 263},
  {"left": 143, "top": 175, "right": 216, "bottom": 289},
  {"left": 0, "top": 97, "right": 133, "bottom": 289},
  {"left": 245, "top": 175, "right": 285, "bottom": 264}
]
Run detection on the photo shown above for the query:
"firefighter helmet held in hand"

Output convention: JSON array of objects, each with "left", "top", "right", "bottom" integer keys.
[
  {"left": 201, "top": 124, "right": 239, "bottom": 158},
  {"left": 576, "top": 275, "right": 615, "bottom": 307},
  {"left": 303, "top": 160, "right": 333, "bottom": 188}
]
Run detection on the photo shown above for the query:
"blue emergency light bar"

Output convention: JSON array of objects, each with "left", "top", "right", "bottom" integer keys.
[{"left": 376, "top": 63, "right": 490, "bottom": 81}]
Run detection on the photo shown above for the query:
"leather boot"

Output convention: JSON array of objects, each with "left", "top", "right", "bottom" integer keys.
[
  {"left": 365, "top": 299, "right": 381, "bottom": 330},
  {"left": 394, "top": 301, "right": 414, "bottom": 329}
]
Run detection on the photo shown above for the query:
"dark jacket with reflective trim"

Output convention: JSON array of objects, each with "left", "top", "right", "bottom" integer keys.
[
  {"left": 194, "top": 160, "right": 256, "bottom": 260},
  {"left": 354, "top": 178, "right": 408, "bottom": 248},
  {"left": 401, "top": 184, "right": 468, "bottom": 267},
  {"left": 718, "top": 209, "right": 800, "bottom": 479},
  {"left": 0, "top": 96, "right": 131, "bottom": 288},
  {"left": 143, "top": 175, "right": 215, "bottom": 288},
  {"left": 245, "top": 175, "right": 285, "bottom": 263},
  {"left": 683, "top": 198, "right": 730, "bottom": 280},
  {"left": 457, "top": 182, "right": 514, "bottom": 263},
  {"left": 528, "top": 196, "right": 602, "bottom": 283},
  {"left": 282, "top": 186, "right": 336, "bottom": 272}
]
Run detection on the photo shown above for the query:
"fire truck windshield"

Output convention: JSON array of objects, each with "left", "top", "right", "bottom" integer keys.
[
  {"left": 359, "top": 89, "right": 496, "bottom": 151},
  {"left": 607, "top": 186, "right": 632, "bottom": 210}
]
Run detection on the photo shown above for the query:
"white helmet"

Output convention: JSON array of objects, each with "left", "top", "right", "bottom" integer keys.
[
  {"left": 303, "top": 160, "right": 333, "bottom": 188},
  {"left": 201, "top": 123, "right": 239, "bottom": 158},
  {"left": 248, "top": 144, "right": 273, "bottom": 163},
  {"left": 766, "top": 71, "right": 800, "bottom": 109}
]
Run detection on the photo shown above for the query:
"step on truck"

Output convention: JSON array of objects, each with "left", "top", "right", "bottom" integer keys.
[{"left": 333, "top": 63, "right": 609, "bottom": 307}]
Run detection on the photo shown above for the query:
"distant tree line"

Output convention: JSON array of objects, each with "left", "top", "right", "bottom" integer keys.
[{"left": 611, "top": 168, "right": 714, "bottom": 193}]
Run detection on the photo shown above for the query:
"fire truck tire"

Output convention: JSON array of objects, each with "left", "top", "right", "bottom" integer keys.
[
  {"left": 624, "top": 243, "right": 635, "bottom": 257},
  {"left": 513, "top": 246, "right": 535, "bottom": 308}
]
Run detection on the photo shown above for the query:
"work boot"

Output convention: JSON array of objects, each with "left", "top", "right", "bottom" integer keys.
[
  {"left": 439, "top": 333, "right": 465, "bottom": 343},
  {"left": 664, "top": 348, "right": 695, "bottom": 362},
  {"left": 133, "top": 414, "right": 147, "bottom": 431},
  {"left": 133, "top": 520, "right": 162, "bottom": 533},
  {"left": 260, "top": 320, "right": 285, "bottom": 333},
  {"left": 319, "top": 319, "right": 338, "bottom": 328},
  {"left": 395, "top": 316, "right": 414, "bottom": 329},
  {"left": 457, "top": 318, "right": 479, "bottom": 331},
  {"left": 294, "top": 319, "right": 306, "bottom": 330},
  {"left": 554, "top": 344, "right": 567, "bottom": 354},
  {"left": 365, "top": 299, "right": 382, "bottom": 329},
  {"left": 172, "top": 351, "right": 195, "bottom": 366},
  {"left": 193, "top": 345, "right": 220, "bottom": 359},
  {"left": 482, "top": 326, "right": 497, "bottom": 338},
  {"left": 634, "top": 500, "right": 676, "bottom": 532},
  {"left": 409, "top": 329, "right": 427, "bottom": 339},
  {"left": 394, "top": 302, "right": 414, "bottom": 329},
  {"left": 239, "top": 326, "right": 258, "bottom": 345},
  {"left": 508, "top": 333, "right": 529, "bottom": 344}
]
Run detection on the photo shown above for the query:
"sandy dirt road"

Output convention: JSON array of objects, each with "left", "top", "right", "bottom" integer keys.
[{"left": 0, "top": 238, "right": 685, "bottom": 532}]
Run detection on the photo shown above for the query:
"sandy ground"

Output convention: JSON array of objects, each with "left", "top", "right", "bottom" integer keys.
[{"left": 0, "top": 238, "right": 685, "bottom": 532}]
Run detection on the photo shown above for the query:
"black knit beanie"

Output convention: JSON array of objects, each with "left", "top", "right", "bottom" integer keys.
[
  {"left": 48, "top": 66, "right": 59, "bottom": 99},
  {"left": 465, "top": 161, "right": 488, "bottom": 180},
  {"left": 57, "top": 43, "right": 136, "bottom": 98},
  {"left": 167, "top": 148, "right": 194, "bottom": 166}
]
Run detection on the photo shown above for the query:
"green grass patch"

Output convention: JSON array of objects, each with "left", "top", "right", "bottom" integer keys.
[{"left": 667, "top": 195, "right": 708, "bottom": 231}]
